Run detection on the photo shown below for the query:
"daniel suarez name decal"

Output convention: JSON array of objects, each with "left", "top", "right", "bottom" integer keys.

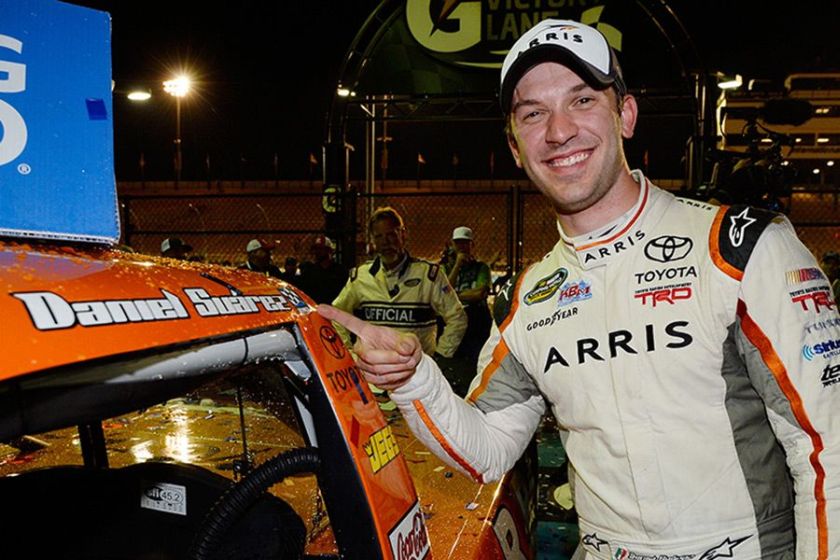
[{"left": 12, "top": 287, "right": 304, "bottom": 331}]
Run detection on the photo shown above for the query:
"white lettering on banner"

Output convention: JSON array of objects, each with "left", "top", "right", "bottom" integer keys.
[
  {"left": 0, "top": 34, "right": 28, "bottom": 166},
  {"left": 388, "top": 501, "right": 430, "bottom": 560}
]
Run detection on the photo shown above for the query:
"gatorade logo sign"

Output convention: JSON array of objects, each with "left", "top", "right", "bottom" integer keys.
[
  {"left": 405, "top": 0, "right": 618, "bottom": 69},
  {"left": 0, "top": 34, "right": 28, "bottom": 167}
]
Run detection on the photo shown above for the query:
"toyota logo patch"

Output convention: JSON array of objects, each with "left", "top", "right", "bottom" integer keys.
[
  {"left": 644, "top": 235, "right": 693, "bottom": 263},
  {"left": 319, "top": 325, "right": 346, "bottom": 359}
]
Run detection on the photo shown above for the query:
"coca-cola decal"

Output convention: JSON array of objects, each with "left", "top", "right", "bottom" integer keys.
[{"left": 388, "top": 501, "right": 430, "bottom": 560}]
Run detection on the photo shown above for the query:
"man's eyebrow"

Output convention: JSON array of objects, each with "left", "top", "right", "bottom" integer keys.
[
  {"left": 510, "top": 81, "right": 596, "bottom": 113},
  {"left": 510, "top": 99, "right": 539, "bottom": 114}
]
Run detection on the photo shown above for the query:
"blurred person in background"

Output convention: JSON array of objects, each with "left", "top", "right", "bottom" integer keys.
[
  {"left": 821, "top": 251, "right": 840, "bottom": 299},
  {"left": 240, "top": 238, "right": 282, "bottom": 279},
  {"left": 297, "top": 235, "right": 348, "bottom": 304},
  {"left": 443, "top": 226, "right": 493, "bottom": 394},
  {"left": 160, "top": 237, "right": 192, "bottom": 260},
  {"left": 279, "top": 256, "right": 299, "bottom": 284}
]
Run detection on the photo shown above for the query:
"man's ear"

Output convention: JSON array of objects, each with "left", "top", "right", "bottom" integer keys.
[
  {"left": 620, "top": 94, "right": 638, "bottom": 139},
  {"left": 506, "top": 126, "right": 523, "bottom": 169}
]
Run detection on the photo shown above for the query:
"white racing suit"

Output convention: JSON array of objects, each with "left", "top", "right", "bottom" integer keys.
[
  {"left": 332, "top": 253, "right": 467, "bottom": 358},
  {"left": 390, "top": 172, "right": 840, "bottom": 559}
]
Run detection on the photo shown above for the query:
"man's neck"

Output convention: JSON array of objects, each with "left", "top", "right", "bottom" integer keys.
[
  {"left": 557, "top": 171, "right": 641, "bottom": 237},
  {"left": 383, "top": 252, "right": 408, "bottom": 272}
]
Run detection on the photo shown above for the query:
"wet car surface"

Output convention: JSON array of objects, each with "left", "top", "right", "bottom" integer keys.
[{"left": 0, "top": 240, "right": 535, "bottom": 559}]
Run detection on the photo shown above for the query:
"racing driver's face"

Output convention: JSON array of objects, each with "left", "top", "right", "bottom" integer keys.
[{"left": 507, "top": 63, "right": 638, "bottom": 230}]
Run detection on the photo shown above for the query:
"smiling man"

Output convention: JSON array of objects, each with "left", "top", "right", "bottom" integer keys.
[{"left": 321, "top": 19, "right": 840, "bottom": 560}]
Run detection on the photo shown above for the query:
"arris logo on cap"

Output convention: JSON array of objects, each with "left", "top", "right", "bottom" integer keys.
[
  {"left": 520, "top": 25, "right": 584, "bottom": 54},
  {"left": 499, "top": 18, "right": 625, "bottom": 114}
]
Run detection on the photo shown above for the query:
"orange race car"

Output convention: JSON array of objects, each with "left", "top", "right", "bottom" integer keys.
[
  {"left": 0, "top": 239, "right": 536, "bottom": 559},
  {"left": 0, "top": 2, "right": 537, "bottom": 557}
]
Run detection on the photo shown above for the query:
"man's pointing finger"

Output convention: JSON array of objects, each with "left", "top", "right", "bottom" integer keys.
[{"left": 317, "top": 304, "right": 366, "bottom": 336}]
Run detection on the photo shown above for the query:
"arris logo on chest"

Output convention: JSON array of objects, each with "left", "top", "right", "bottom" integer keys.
[{"left": 543, "top": 320, "right": 693, "bottom": 372}]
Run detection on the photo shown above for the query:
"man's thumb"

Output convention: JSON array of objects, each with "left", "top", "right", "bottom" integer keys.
[{"left": 397, "top": 336, "right": 415, "bottom": 355}]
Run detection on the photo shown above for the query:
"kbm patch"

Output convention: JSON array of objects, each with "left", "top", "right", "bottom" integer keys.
[
  {"left": 524, "top": 268, "right": 568, "bottom": 305},
  {"left": 363, "top": 425, "right": 400, "bottom": 474}
]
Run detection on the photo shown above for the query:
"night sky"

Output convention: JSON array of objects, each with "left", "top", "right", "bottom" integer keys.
[{"left": 64, "top": 1, "right": 838, "bottom": 182}]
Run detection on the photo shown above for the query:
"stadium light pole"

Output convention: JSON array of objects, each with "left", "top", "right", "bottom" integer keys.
[{"left": 163, "top": 75, "right": 191, "bottom": 183}]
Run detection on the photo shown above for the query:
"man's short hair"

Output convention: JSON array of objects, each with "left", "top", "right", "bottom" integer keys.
[{"left": 368, "top": 206, "right": 405, "bottom": 233}]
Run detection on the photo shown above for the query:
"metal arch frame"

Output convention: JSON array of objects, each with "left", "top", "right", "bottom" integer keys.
[{"left": 323, "top": 0, "right": 709, "bottom": 267}]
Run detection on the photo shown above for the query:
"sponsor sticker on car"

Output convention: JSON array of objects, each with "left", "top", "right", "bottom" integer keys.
[
  {"left": 388, "top": 501, "right": 430, "bottom": 560},
  {"left": 140, "top": 481, "right": 187, "bottom": 516}
]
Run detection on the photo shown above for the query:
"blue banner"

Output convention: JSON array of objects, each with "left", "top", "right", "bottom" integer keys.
[{"left": 0, "top": 0, "right": 117, "bottom": 243}]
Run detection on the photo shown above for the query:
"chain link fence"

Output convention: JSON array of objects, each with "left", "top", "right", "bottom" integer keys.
[{"left": 121, "top": 183, "right": 840, "bottom": 271}]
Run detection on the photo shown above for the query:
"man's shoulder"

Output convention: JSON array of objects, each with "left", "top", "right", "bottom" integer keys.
[
  {"left": 344, "top": 258, "right": 375, "bottom": 280},
  {"left": 406, "top": 257, "right": 443, "bottom": 280},
  {"left": 709, "top": 204, "right": 784, "bottom": 277},
  {"left": 358, "top": 258, "right": 378, "bottom": 269}
]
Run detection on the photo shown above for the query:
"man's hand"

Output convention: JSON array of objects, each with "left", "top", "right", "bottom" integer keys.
[{"left": 317, "top": 304, "right": 422, "bottom": 391}]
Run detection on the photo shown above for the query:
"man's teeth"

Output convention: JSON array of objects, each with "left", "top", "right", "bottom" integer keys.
[{"left": 549, "top": 152, "right": 589, "bottom": 167}]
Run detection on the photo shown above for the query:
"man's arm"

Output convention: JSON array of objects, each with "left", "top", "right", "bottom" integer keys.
[
  {"left": 737, "top": 215, "right": 840, "bottom": 559},
  {"left": 317, "top": 305, "right": 545, "bottom": 483},
  {"left": 456, "top": 261, "right": 491, "bottom": 303},
  {"left": 430, "top": 266, "right": 467, "bottom": 358}
]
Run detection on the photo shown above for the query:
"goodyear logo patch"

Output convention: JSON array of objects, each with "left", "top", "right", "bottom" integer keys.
[
  {"left": 524, "top": 268, "right": 568, "bottom": 305},
  {"left": 363, "top": 425, "right": 400, "bottom": 474}
]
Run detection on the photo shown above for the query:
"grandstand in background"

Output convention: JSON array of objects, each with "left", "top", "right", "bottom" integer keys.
[{"left": 718, "top": 72, "right": 840, "bottom": 187}]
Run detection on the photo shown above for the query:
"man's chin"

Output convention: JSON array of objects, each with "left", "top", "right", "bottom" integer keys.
[{"left": 380, "top": 253, "right": 400, "bottom": 267}]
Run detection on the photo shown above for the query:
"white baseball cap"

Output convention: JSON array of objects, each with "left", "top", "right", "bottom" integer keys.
[
  {"left": 500, "top": 19, "right": 625, "bottom": 114},
  {"left": 452, "top": 226, "right": 474, "bottom": 241},
  {"left": 246, "top": 238, "right": 273, "bottom": 252}
]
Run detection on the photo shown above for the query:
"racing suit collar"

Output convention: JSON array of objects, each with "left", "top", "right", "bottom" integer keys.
[
  {"left": 369, "top": 252, "right": 411, "bottom": 278},
  {"left": 558, "top": 170, "right": 651, "bottom": 270}
]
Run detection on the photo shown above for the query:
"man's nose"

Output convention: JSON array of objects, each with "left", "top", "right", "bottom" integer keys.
[{"left": 545, "top": 110, "right": 578, "bottom": 144}]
